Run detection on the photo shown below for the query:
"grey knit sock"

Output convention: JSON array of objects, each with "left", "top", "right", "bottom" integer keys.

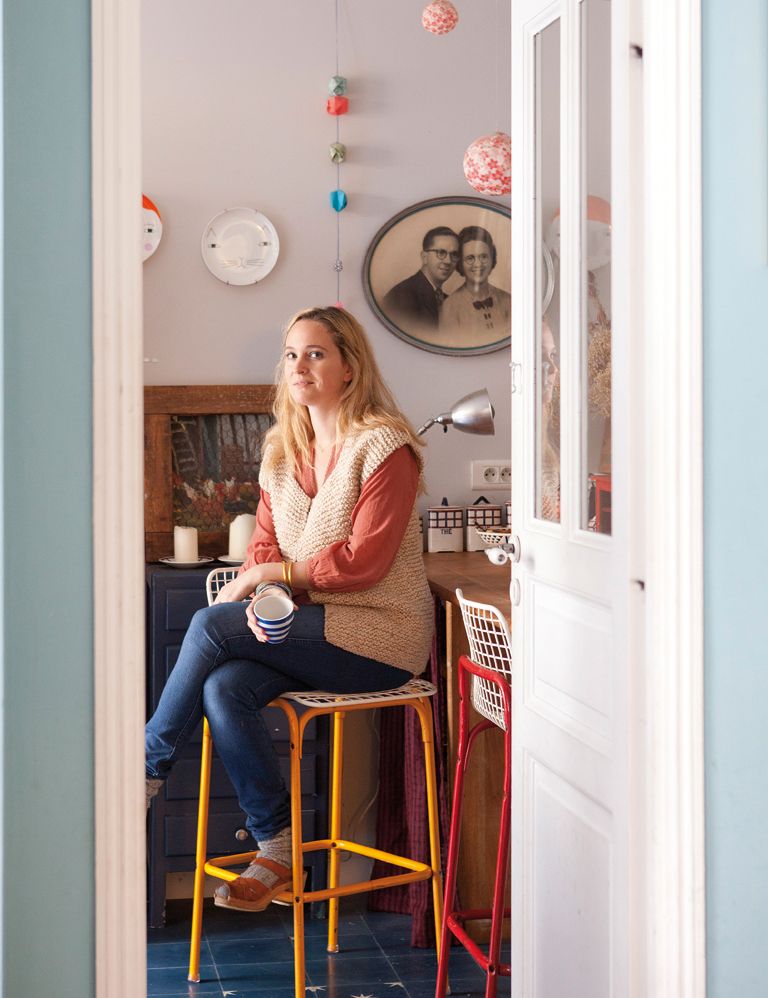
[
  {"left": 242, "top": 826, "right": 292, "bottom": 889},
  {"left": 146, "top": 777, "right": 163, "bottom": 812}
]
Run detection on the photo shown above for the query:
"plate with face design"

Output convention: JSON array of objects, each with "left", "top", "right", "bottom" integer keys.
[
  {"left": 201, "top": 207, "right": 280, "bottom": 286},
  {"left": 142, "top": 194, "right": 163, "bottom": 262}
]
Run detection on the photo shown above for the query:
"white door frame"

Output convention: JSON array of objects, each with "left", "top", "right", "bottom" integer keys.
[
  {"left": 92, "top": 1, "right": 145, "bottom": 996},
  {"left": 90, "top": 1, "right": 704, "bottom": 995},
  {"left": 641, "top": 0, "right": 706, "bottom": 993}
]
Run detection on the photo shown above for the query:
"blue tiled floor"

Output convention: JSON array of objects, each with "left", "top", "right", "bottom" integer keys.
[{"left": 148, "top": 900, "right": 511, "bottom": 998}]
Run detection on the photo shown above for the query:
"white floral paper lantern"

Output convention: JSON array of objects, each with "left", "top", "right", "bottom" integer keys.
[
  {"left": 422, "top": 0, "right": 459, "bottom": 35},
  {"left": 463, "top": 131, "right": 511, "bottom": 196}
]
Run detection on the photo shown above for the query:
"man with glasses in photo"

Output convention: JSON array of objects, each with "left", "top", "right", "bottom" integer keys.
[{"left": 382, "top": 226, "right": 460, "bottom": 331}]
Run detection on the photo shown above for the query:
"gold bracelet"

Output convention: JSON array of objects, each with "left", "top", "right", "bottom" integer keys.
[
  {"left": 282, "top": 560, "right": 289, "bottom": 585},
  {"left": 287, "top": 561, "right": 293, "bottom": 589}
]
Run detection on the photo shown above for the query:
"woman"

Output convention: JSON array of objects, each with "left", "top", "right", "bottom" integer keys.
[
  {"left": 145, "top": 306, "right": 434, "bottom": 912},
  {"left": 440, "top": 226, "right": 511, "bottom": 340}
]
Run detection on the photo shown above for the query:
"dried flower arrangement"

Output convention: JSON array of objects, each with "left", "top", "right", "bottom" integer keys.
[
  {"left": 587, "top": 271, "right": 612, "bottom": 418},
  {"left": 541, "top": 271, "right": 610, "bottom": 463}
]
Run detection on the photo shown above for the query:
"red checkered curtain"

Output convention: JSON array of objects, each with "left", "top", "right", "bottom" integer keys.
[{"left": 368, "top": 597, "right": 450, "bottom": 947}]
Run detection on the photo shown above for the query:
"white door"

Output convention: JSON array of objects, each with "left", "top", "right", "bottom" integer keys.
[{"left": 510, "top": 1, "right": 636, "bottom": 995}]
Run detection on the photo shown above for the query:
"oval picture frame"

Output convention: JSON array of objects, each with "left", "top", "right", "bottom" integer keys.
[{"left": 363, "top": 195, "right": 512, "bottom": 357}]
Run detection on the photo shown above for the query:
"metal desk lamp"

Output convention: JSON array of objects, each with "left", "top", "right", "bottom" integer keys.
[
  {"left": 416, "top": 388, "right": 518, "bottom": 565},
  {"left": 416, "top": 388, "right": 495, "bottom": 437}
]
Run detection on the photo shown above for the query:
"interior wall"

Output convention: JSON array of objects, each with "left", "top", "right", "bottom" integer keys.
[
  {"left": 142, "top": 0, "right": 512, "bottom": 508},
  {"left": 702, "top": 0, "right": 768, "bottom": 994}
]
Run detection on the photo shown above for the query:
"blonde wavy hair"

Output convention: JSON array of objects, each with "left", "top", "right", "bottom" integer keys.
[{"left": 262, "top": 306, "right": 424, "bottom": 476}]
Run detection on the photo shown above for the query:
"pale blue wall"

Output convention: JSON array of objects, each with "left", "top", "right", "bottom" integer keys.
[
  {"left": 2, "top": 0, "right": 93, "bottom": 994},
  {"left": 703, "top": 1, "right": 768, "bottom": 994},
  {"left": 0, "top": 0, "right": 765, "bottom": 994}
]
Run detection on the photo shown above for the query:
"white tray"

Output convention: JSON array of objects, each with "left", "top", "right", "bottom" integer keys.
[{"left": 159, "top": 556, "right": 215, "bottom": 569}]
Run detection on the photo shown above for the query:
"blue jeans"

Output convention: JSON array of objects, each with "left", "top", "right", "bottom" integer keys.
[{"left": 146, "top": 601, "right": 410, "bottom": 841}]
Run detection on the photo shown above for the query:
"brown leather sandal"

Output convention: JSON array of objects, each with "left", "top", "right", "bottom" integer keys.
[{"left": 213, "top": 857, "right": 292, "bottom": 912}]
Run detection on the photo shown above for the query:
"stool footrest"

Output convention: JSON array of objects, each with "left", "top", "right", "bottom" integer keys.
[
  {"left": 292, "top": 868, "right": 431, "bottom": 904},
  {"left": 445, "top": 910, "right": 512, "bottom": 978},
  {"left": 204, "top": 837, "right": 434, "bottom": 903},
  {"left": 308, "top": 837, "right": 432, "bottom": 873}
]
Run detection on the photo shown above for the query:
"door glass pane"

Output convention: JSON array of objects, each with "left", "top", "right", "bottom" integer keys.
[
  {"left": 582, "top": 0, "right": 612, "bottom": 533},
  {"left": 535, "top": 17, "right": 561, "bottom": 523}
]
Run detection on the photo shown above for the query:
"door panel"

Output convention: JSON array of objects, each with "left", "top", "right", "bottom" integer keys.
[
  {"left": 528, "top": 577, "right": 612, "bottom": 748},
  {"left": 526, "top": 757, "right": 612, "bottom": 996},
  {"left": 511, "top": 0, "right": 626, "bottom": 994}
]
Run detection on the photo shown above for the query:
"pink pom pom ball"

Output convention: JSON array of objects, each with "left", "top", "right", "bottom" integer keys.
[
  {"left": 422, "top": 0, "right": 459, "bottom": 35},
  {"left": 463, "top": 131, "right": 511, "bottom": 196}
]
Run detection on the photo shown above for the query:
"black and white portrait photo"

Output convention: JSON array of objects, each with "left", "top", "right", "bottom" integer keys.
[{"left": 363, "top": 196, "right": 511, "bottom": 356}]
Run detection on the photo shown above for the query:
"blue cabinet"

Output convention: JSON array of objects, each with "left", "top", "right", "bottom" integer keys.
[{"left": 146, "top": 566, "right": 329, "bottom": 927}]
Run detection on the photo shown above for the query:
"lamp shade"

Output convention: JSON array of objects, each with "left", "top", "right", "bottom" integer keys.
[
  {"left": 417, "top": 388, "right": 495, "bottom": 436},
  {"left": 463, "top": 132, "right": 511, "bottom": 196}
]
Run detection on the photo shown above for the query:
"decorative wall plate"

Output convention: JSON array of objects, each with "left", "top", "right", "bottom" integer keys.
[
  {"left": 142, "top": 194, "right": 163, "bottom": 262},
  {"left": 201, "top": 207, "right": 279, "bottom": 286}
]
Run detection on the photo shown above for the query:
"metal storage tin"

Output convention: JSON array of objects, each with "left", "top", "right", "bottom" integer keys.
[
  {"left": 427, "top": 501, "right": 464, "bottom": 553},
  {"left": 465, "top": 499, "right": 503, "bottom": 551}
]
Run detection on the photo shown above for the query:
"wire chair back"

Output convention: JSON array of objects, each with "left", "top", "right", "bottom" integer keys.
[
  {"left": 206, "top": 567, "right": 239, "bottom": 606},
  {"left": 456, "top": 588, "right": 512, "bottom": 731}
]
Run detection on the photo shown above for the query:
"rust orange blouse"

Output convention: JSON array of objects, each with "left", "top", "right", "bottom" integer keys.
[{"left": 239, "top": 445, "right": 420, "bottom": 595}]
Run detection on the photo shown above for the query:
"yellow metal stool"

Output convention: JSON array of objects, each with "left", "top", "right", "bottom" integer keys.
[{"left": 187, "top": 569, "right": 444, "bottom": 998}]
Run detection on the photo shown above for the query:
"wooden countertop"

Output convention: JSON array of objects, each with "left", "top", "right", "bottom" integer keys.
[{"left": 423, "top": 550, "right": 511, "bottom": 619}]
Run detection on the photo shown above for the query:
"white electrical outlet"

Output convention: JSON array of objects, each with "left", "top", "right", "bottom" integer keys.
[{"left": 471, "top": 460, "right": 512, "bottom": 491}]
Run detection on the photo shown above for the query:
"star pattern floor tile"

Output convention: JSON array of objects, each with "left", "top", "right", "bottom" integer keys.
[{"left": 148, "top": 899, "right": 510, "bottom": 998}]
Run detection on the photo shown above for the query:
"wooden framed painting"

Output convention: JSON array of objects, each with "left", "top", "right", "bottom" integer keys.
[{"left": 144, "top": 385, "right": 275, "bottom": 562}]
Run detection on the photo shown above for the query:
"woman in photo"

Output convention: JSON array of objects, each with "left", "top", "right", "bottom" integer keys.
[
  {"left": 440, "top": 225, "right": 511, "bottom": 340},
  {"left": 145, "top": 306, "right": 434, "bottom": 912}
]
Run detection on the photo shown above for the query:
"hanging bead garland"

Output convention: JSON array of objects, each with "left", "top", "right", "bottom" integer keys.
[
  {"left": 327, "top": 0, "right": 347, "bottom": 304},
  {"left": 422, "top": 0, "right": 459, "bottom": 34},
  {"left": 463, "top": 131, "right": 511, "bottom": 196}
]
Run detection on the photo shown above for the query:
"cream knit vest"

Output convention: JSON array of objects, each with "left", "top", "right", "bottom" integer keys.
[{"left": 259, "top": 426, "right": 434, "bottom": 674}]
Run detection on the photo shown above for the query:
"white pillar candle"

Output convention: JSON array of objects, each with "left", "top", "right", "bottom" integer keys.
[
  {"left": 228, "top": 513, "right": 256, "bottom": 560},
  {"left": 173, "top": 525, "right": 198, "bottom": 563}
]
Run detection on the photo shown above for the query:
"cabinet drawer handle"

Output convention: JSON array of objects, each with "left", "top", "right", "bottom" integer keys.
[{"left": 235, "top": 828, "right": 248, "bottom": 842}]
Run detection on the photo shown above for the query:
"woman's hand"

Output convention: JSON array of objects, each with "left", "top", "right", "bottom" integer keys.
[
  {"left": 245, "top": 597, "right": 269, "bottom": 642},
  {"left": 245, "top": 588, "right": 300, "bottom": 641},
  {"left": 213, "top": 567, "right": 262, "bottom": 604}
]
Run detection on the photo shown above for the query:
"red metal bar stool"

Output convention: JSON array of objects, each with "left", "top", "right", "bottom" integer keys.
[{"left": 436, "top": 588, "right": 512, "bottom": 998}]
